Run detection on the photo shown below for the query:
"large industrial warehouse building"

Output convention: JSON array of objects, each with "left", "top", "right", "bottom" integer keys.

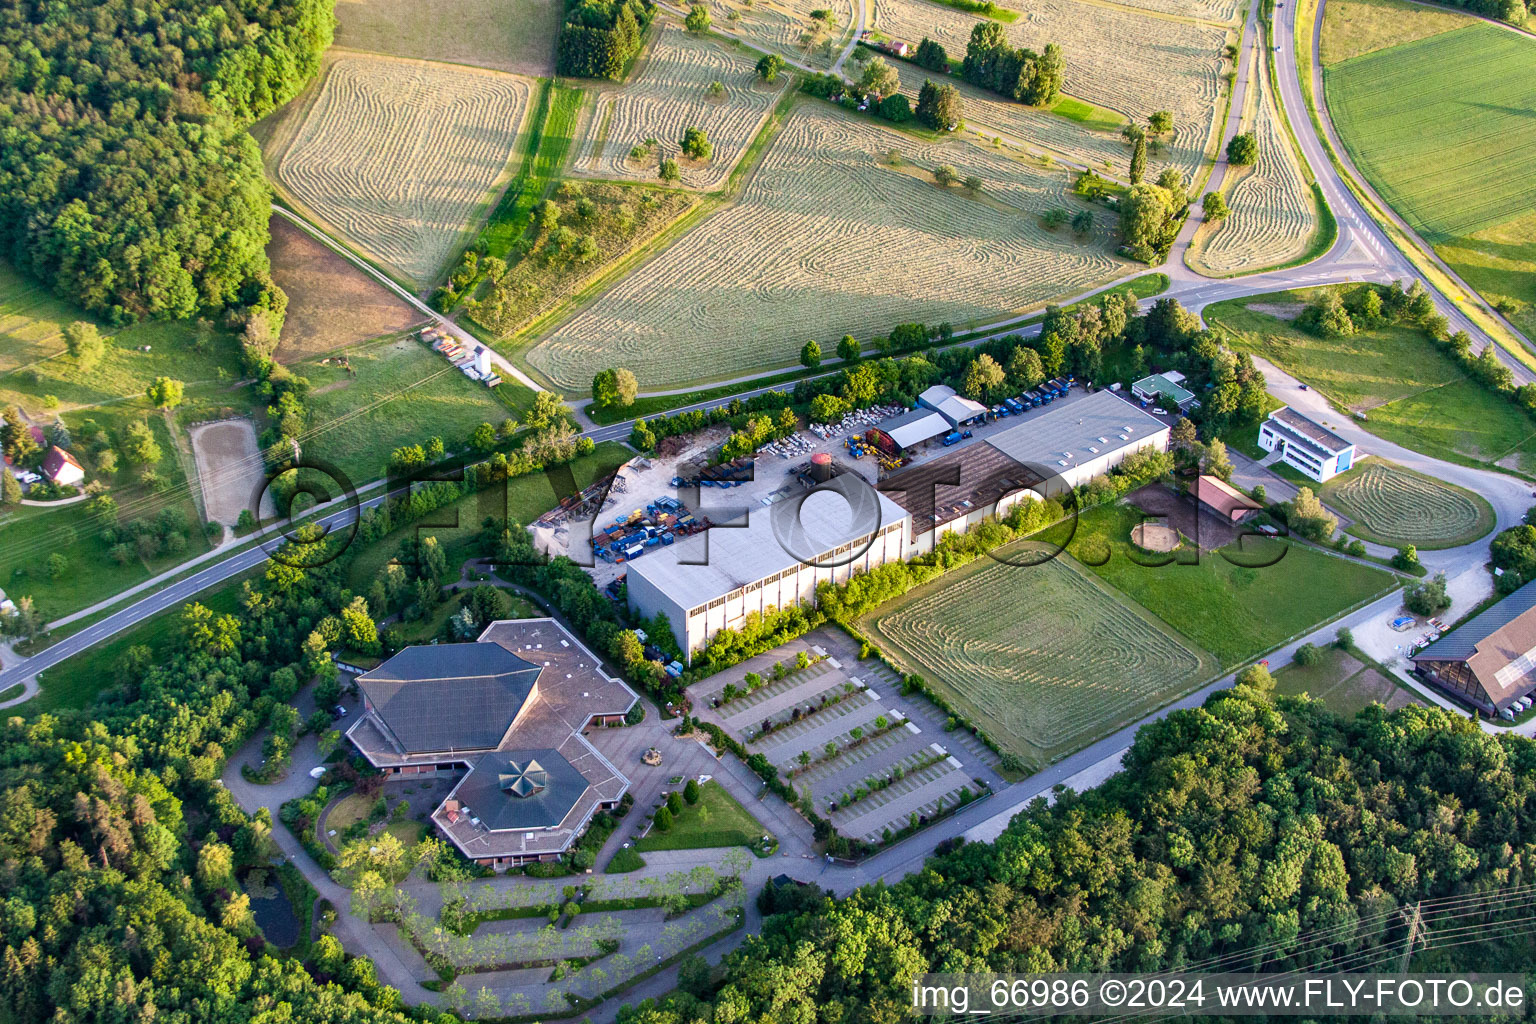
[
  {"left": 880, "top": 391, "right": 1169, "bottom": 552},
  {"left": 627, "top": 482, "right": 911, "bottom": 659}
]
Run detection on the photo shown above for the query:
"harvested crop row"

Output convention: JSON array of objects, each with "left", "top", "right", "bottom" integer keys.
[
  {"left": 271, "top": 54, "right": 531, "bottom": 285},
  {"left": 705, "top": 0, "right": 854, "bottom": 68},
  {"left": 575, "top": 24, "right": 786, "bottom": 191},
  {"left": 1327, "top": 461, "right": 1486, "bottom": 546},
  {"left": 871, "top": 0, "right": 1226, "bottom": 181},
  {"left": 865, "top": 554, "right": 1212, "bottom": 766},
  {"left": 1095, "top": 0, "right": 1240, "bottom": 25},
  {"left": 529, "top": 102, "right": 1126, "bottom": 389},
  {"left": 1194, "top": 67, "right": 1316, "bottom": 274}
]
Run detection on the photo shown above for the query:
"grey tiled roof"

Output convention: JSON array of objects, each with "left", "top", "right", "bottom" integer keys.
[
  {"left": 358, "top": 644, "right": 540, "bottom": 754},
  {"left": 452, "top": 748, "right": 590, "bottom": 832}
]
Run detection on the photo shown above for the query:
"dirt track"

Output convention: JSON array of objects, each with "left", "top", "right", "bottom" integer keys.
[{"left": 189, "top": 419, "right": 275, "bottom": 526}]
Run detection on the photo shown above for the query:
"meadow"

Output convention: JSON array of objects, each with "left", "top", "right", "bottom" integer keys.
[
  {"left": 265, "top": 53, "right": 532, "bottom": 286},
  {"left": 1272, "top": 645, "right": 1416, "bottom": 716},
  {"left": 864, "top": 548, "right": 1217, "bottom": 769},
  {"left": 265, "top": 215, "right": 425, "bottom": 362},
  {"left": 1326, "top": 25, "right": 1536, "bottom": 337},
  {"left": 1318, "top": 0, "right": 1471, "bottom": 67},
  {"left": 870, "top": 0, "right": 1228, "bottom": 181},
  {"left": 297, "top": 336, "right": 531, "bottom": 485},
  {"left": 1066, "top": 505, "right": 1396, "bottom": 667},
  {"left": 530, "top": 102, "right": 1127, "bottom": 390},
  {"left": 332, "top": 0, "right": 562, "bottom": 76},
  {"left": 1321, "top": 459, "right": 1495, "bottom": 549},
  {"left": 1191, "top": 55, "right": 1317, "bottom": 274},
  {"left": 575, "top": 24, "right": 787, "bottom": 191},
  {"left": 1206, "top": 290, "right": 1536, "bottom": 472}
]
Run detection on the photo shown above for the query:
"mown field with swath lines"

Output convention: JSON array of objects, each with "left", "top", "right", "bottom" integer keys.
[
  {"left": 863, "top": 552, "right": 1217, "bottom": 769},
  {"left": 267, "top": 54, "right": 531, "bottom": 285},
  {"left": 1322, "top": 460, "right": 1495, "bottom": 549},
  {"left": 1193, "top": 61, "right": 1316, "bottom": 273},
  {"left": 575, "top": 24, "right": 786, "bottom": 191},
  {"left": 529, "top": 102, "right": 1128, "bottom": 389},
  {"left": 870, "top": 0, "right": 1228, "bottom": 182},
  {"left": 705, "top": 0, "right": 855, "bottom": 69}
]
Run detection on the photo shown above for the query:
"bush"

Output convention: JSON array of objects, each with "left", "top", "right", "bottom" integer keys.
[
  {"left": 1294, "top": 642, "right": 1323, "bottom": 667},
  {"left": 683, "top": 778, "right": 700, "bottom": 804},
  {"left": 1226, "top": 132, "right": 1257, "bottom": 165},
  {"left": 653, "top": 806, "right": 674, "bottom": 832},
  {"left": 666, "top": 791, "right": 683, "bottom": 814},
  {"left": 1405, "top": 572, "right": 1451, "bottom": 617}
]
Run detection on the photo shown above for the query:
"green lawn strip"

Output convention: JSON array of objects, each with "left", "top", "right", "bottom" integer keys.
[
  {"left": 451, "top": 887, "right": 720, "bottom": 936},
  {"left": 604, "top": 847, "right": 646, "bottom": 873},
  {"left": 0, "top": 684, "right": 22, "bottom": 703},
  {"left": 475, "top": 79, "right": 555, "bottom": 257},
  {"left": 1206, "top": 290, "right": 1536, "bottom": 474},
  {"left": 343, "top": 441, "right": 632, "bottom": 593},
  {"left": 1048, "top": 93, "right": 1127, "bottom": 132},
  {"left": 1320, "top": 457, "right": 1497, "bottom": 549},
  {"left": 635, "top": 781, "right": 767, "bottom": 852},
  {"left": 1067, "top": 504, "right": 1398, "bottom": 667},
  {"left": 30, "top": 571, "right": 251, "bottom": 713}
]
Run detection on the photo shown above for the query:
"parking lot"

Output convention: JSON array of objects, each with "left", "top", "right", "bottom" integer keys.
[{"left": 691, "top": 628, "right": 1001, "bottom": 847}]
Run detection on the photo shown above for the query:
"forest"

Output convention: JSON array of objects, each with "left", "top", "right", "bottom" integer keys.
[
  {"left": 617, "top": 670, "right": 1536, "bottom": 1024},
  {"left": 556, "top": 0, "right": 656, "bottom": 79},
  {"left": 961, "top": 23, "right": 1064, "bottom": 106},
  {"left": 0, "top": 0, "right": 335, "bottom": 324}
]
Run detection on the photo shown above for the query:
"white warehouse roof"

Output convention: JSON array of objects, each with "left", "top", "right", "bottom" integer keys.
[
  {"left": 626, "top": 484, "right": 911, "bottom": 611},
  {"left": 985, "top": 391, "right": 1167, "bottom": 480},
  {"left": 878, "top": 408, "right": 951, "bottom": 449},
  {"left": 918, "top": 384, "right": 989, "bottom": 427}
]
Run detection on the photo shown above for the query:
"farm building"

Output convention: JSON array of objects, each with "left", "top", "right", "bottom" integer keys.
[
  {"left": 1411, "top": 579, "right": 1536, "bottom": 716},
  {"left": 1131, "top": 371, "right": 1196, "bottom": 410},
  {"left": 41, "top": 446, "right": 84, "bottom": 487},
  {"left": 918, "top": 384, "right": 989, "bottom": 428},
  {"left": 1195, "top": 474, "right": 1262, "bottom": 523},
  {"left": 984, "top": 391, "right": 1170, "bottom": 495},
  {"left": 626, "top": 479, "right": 911, "bottom": 660},
  {"left": 880, "top": 438, "right": 1042, "bottom": 554},
  {"left": 866, "top": 407, "right": 951, "bottom": 454},
  {"left": 1258, "top": 407, "right": 1355, "bottom": 482},
  {"left": 345, "top": 618, "right": 637, "bottom": 868}
]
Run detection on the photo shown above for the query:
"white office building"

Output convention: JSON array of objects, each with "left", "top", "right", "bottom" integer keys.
[{"left": 1258, "top": 406, "right": 1355, "bottom": 482}]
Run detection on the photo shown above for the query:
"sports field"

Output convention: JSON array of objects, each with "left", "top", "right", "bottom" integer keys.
[
  {"left": 1326, "top": 25, "right": 1536, "bottom": 337},
  {"left": 1206, "top": 289, "right": 1536, "bottom": 473},
  {"left": 530, "top": 102, "right": 1126, "bottom": 389},
  {"left": 333, "top": 0, "right": 562, "bottom": 76},
  {"left": 299, "top": 336, "right": 531, "bottom": 483},
  {"left": 1066, "top": 505, "right": 1396, "bottom": 667},
  {"left": 266, "top": 215, "right": 424, "bottom": 362},
  {"left": 1321, "top": 459, "right": 1495, "bottom": 549},
  {"left": 575, "top": 24, "right": 787, "bottom": 191},
  {"left": 1192, "top": 55, "right": 1316, "bottom": 274},
  {"left": 863, "top": 550, "right": 1218, "bottom": 769},
  {"left": 870, "top": 0, "right": 1228, "bottom": 181},
  {"left": 265, "top": 53, "right": 532, "bottom": 286}
]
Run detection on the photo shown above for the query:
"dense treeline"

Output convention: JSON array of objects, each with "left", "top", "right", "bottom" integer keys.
[
  {"left": 0, "top": 0, "right": 335, "bottom": 323},
  {"left": 556, "top": 0, "right": 655, "bottom": 79},
  {"left": 618, "top": 674, "right": 1536, "bottom": 1024},
  {"left": 1437, "top": 0, "right": 1528, "bottom": 21},
  {"left": 0, "top": 527, "right": 453, "bottom": 1023},
  {"left": 961, "top": 23, "right": 1064, "bottom": 106}
]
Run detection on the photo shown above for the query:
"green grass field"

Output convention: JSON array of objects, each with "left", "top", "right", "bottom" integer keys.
[
  {"left": 863, "top": 549, "right": 1219, "bottom": 769},
  {"left": 1326, "top": 25, "right": 1536, "bottom": 338},
  {"left": 298, "top": 336, "right": 533, "bottom": 485},
  {"left": 1206, "top": 291, "right": 1536, "bottom": 472},
  {"left": 635, "top": 781, "right": 767, "bottom": 852},
  {"left": 0, "top": 264, "right": 243, "bottom": 416},
  {"left": 1321, "top": 458, "right": 1495, "bottom": 549},
  {"left": 1272, "top": 644, "right": 1417, "bottom": 715},
  {"left": 1048, "top": 94, "right": 1128, "bottom": 133},
  {"left": 1066, "top": 505, "right": 1397, "bottom": 667},
  {"left": 344, "top": 440, "right": 633, "bottom": 593}
]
